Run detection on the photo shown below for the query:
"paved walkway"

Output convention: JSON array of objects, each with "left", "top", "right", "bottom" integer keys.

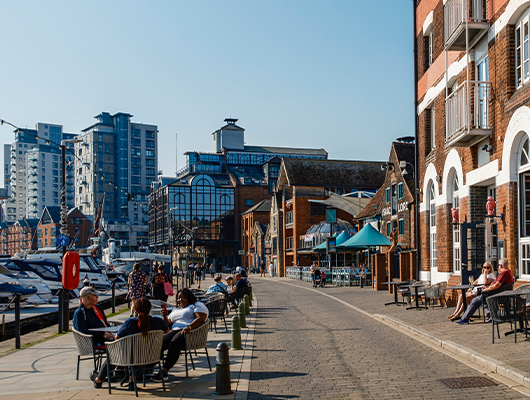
[{"left": 248, "top": 276, "right": 530, "bottom": 399}]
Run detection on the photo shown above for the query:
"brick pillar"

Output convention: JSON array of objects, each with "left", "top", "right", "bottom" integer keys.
[
  {"left": 399, "top": 252, "right": 411, "bottom": 281},
  {"left": 410, "top": 252, "right": 417, "bottom": 280},
  {"left": 373, "top": 253, "right": 387, "bottom": 291},
  {"left": 387, "top": 251, "right": 395, "bottom": 293}
]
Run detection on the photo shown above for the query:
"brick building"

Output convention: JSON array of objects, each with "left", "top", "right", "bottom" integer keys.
[
  {"left": 415, "top": 0, "right": 530, "bottom": 285},
  {"left": 355, "top": 140, "right": 417, "bottom": 281},
  {"left": 37, "top": 206, "right": 93, "bottom": 250},
  {"left": 241, "top": 199, "right": 270, "bottom": 270},
  {"left": 276, "top": 158, "right": 385, "bottom": 275},
  {"left": 0, "top": 219, "right": 39, "bottom": 255}
]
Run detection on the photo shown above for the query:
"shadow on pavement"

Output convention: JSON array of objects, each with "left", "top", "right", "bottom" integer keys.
[
  {"left": 247, "top": 391, "right": 299, "bottom": 399},
  {"left": 249, "top": 371, "right": 307, "bottom": 381}
]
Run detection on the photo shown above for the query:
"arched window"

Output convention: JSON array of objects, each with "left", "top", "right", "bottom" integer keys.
[
  {"left": 519, "top": 136, "right": 530, "bottom": 277},
  {"left": 429, "top": 183, "right": 437, "bottom": 269},
  {"left": 452, "top": 175, "right": 461, "bottom": 273}
]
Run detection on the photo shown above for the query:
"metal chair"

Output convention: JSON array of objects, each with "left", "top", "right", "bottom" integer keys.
[
  {"left": 423, "top": 282, "right": 447, "bottom": 309},
  {"left": 207, "top": 298, "right": 228, "bottom": 333},
  {"left": 398, "top": 279, "right": 416, "bottom": 305},
  {"left": 184, "top": 318, "right": 212, "bottom": 377},
  {"left": 105, "top": 330, "right": 165, "bottom": 397},
  {"left": 486, "top": 295, "right": 527, "bottom": 343},
  {"left": 72, "top": 329, "right": 106, "bottom": 380}
]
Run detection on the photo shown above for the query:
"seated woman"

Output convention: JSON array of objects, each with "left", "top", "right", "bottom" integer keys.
[
  {"left": 448, "top": 262, "right": 495, "bottom": 321},
  {"left": 92, "top": 298, "right": 169, "bottom": 389},
  {"left": 154, "top": 288, "right": 209, "bottom": 382}
]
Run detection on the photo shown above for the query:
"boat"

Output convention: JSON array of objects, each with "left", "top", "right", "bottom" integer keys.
[
  {"left": 0, "top": 263, "right": 53, "bottom": 304},
  {"left": 0, "top": 274, "right": 38, "bottom": 302}
]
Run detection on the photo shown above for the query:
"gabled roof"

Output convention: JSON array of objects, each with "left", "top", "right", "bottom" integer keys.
[
  {"left": 277, "top": 158, "right": 386, "bottom": 190},
  {"left": 243, "top": 145, "right": 327, "bottom": 157},
  {"left": 242, "top": 200, "right": 272, "bottom": 215},
  {"left": 392, "top": 142, "right": 415, "bottom": 190},
  {"left": 40, "top": 206, "right": 62, "bottom": 224},
  {"left": 355, "top": 186, "right": 385, "bottom": 220}
]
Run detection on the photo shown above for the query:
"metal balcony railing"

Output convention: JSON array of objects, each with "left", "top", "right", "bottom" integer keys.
[
  {"left": 446, "top": 80, "right": 491, "bottom": 147},
  {"left": 444, "top": 0, "right": 488, "bottom": 50}
]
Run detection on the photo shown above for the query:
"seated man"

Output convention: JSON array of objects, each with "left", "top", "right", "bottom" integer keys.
[
  {"left": 73, "top": 286, "right": 112, "bottom": 346},
  {"left": 206, "top": 275, "right": 228, "bottom": 294},
  {"left": 456, "top": 258, "right": 514, "bottom": 325},
  {"left": 235, "top": 273, "right": 248, "bottom": 289}
]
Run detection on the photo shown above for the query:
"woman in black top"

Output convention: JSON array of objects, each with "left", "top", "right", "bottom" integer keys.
[{"left": 152, "top": 264, "right": 170, "bottom": 302}]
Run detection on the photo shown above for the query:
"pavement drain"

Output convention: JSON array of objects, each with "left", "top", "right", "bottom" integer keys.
[{"left": 438, "top": 377, "right": 499, "bottom": 389}]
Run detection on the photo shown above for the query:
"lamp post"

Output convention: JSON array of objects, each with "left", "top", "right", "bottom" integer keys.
[
  {"left": 58, "top": 137, "right": 82, "bottom": 333},
  {"left": 169, "top": 207, "right": 179, "bottom": 277}
]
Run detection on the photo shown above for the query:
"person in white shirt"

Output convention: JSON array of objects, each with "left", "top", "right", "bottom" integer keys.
[
  {"left": 155, "top": 288, "right": 209, "bottom": 382},
  {"left": 448, "top": 262, "right": 495, "bottom": 321}
]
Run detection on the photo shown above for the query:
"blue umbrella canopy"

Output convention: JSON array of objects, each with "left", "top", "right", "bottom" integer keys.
[
  {"left": 313, "top": 231, "right": 354, "bottom": 252},
  {"left": 337, "top": 223, "right": 391, "bottom": 249}
]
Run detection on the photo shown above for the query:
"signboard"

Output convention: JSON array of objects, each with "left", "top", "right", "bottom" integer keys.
[
  {"left": 265, "top": 248, "right": 271, "bottom": 254},
  {"left": 238, "top": 250, "right": 245, "bottom": 255},
  {"left": 326, "top": 237, "right": 336, "bottom": 254},
  {"left": 56, "top": 234, "right": 71, "bottom": 247},
  {"left": 326, "top": 208, "right": 337, "bottom": 224},
  {"left": 250, "top": 248, "right": 255, "bottom": 253}
]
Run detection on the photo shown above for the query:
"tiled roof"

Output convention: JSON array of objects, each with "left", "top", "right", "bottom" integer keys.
[
  {"left": 282, "top": 159, "right": 386, "bottom": 188},
  {"left": 355, "top": 186, "right": 385, "bottom": 220},
  {"left": 242, "top": 199, "right": 271, "bottom": 215}
]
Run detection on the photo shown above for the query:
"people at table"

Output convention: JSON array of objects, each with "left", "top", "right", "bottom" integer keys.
[
  {"left": 92, "top": 298, "right": 169, "bottom": 389},
  {"left": 235, "top": 273, "right": 248, "bottom": 289},
  {"left": 448, "top": 262, "right": 495, "bottom": 321},
  {"left": 206, "top": 275, "right": 228, "bottom": 294},
  {"left": 154, "top": 288, "right": 209, "bottom": 382},
  {"left": 225, "top": 276, "right": 236, "bottom": 293},
  {"left": 73, "top": 286, "right": 111, "bottom": 346},
  {"left": 128, "top": 262, "right": 149, "bottom": 317},
  {"left": 152, "top": 263, "right": 170, "bottom": 302},
  {"left": 456, "top": 258, "right": 514, "bottom": 325}
]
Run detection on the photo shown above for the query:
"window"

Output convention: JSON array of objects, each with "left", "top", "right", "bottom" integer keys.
[
  {"left": 520, "top": 137, "right": 530, "bottom": 277},
  {"left": 398, "top": 182, "right": 403, "bottom": 200},
  {"left": 476, "top": 55, "right": 489, "bottom": 128},
  {"left": 146, "top": 150, "right": 155, "bottom": 157},
  {"left": 423, "top": 30, "right": 433, "bottom": 71},
  {"left": 399, "top": 218, "right": 404, "bottom": 236},
  {"left": 387, "top": 221, "right": 391, "bottom": 236},
  {"left": 429, "top": 183, "right": 437, "bottom": 269},
  {"left": 311, "top": 203, "right": 326, "bottom": 216},
  {"left": 430, "top": 107, "right": 435, "bottom": 150},
  {"left": 516, "top": 12, "right": 530, "bottom": 87},
  {"left": 386, "top": 187, "right": 390, "bottom": 203},
  {"left": 245, "top": 199, "right": 254, "bottom": 207},
  {"left": 452, "top": 175, "right": 461, "bottom": 273},
  {"left": 285, "top": 211, "right": 293, "bottom": 225}
]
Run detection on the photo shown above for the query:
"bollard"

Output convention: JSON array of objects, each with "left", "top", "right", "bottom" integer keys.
[
  {"left": 214, "top": 342, "right": 233, "bottom": 395},
  {"left": 111, "top": 281, "right": 116, "bottom": 314},
  {"left": 14, "top": 294, "right": 20, "bottom": 349},
  {"left": 231, "top": 315, "right": 242, "bottom": 350},
  {"left": 249, "top": 287, "right": 253, "bottom": 307},
  {"left": 243, "top": 294, "right": 250, "bottom": 315},
  {"left": 238, "top": 303, "right": 246, "bottom": 328}
]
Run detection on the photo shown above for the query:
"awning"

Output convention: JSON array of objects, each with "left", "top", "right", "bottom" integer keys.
[{"left": 309, "top": 192, "right": 371, "bottom": 217}]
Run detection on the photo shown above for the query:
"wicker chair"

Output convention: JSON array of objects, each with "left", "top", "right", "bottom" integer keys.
[
  {"left": 184, "top": 318, "right": 212, "bottom": 377},
  {"left": 72, "top": 329, "right": 106, "bottom": 380},
  {"left": 398, "top": 279, "right": 416, "bottom": 305},
  {"left": 105, "top": 330, "right": 165, "bottom": 397},
  {"left": 423, "top": 282, "right": 448, "bottom": 309},
  {"left": 486, "top": 295, "right": 527, "bottom": 343},
  {"left": 515, "top": 283, "right": 530, "bottom": 320},
  {"left": 207, "top": 298, "right": 228, "bottom": 333}
]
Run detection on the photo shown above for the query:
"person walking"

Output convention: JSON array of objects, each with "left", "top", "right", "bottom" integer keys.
[
  {"left": 195, "top": 263, "right": 203, "bottom": 289},
  {"left": 127, "top": 263, "right": 148, "bottom": 317},
  {"left": 152, "top": 263, "right": 171, "bottom": 302},
  {"left": 269, "top": 262, "right": 274, "bottom": 278}
]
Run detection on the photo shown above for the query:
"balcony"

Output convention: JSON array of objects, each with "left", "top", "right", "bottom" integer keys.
[
  {"left": 28, "top": 169, "right": 38, "bottom": 176},
  {"left": 28, "top": 162, "right": 38, "bottom": 169},
  {"left": 28, "top": 177, "right": 38, "bottom": 184},
  {"left": 444, "top": 0, "right": 489, "bottom": 51},
  {"left": 446, "top": 80, "right": 491, "bottom": 147},
  {"left": 28, "top": 199, "right": 38, "bottom": 206}
]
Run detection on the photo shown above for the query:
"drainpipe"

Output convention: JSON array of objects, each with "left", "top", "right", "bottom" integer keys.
[{"left": 413, "top": 0, "right": 421, "bottom": 280}]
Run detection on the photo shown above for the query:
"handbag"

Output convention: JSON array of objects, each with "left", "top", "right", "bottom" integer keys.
[{"left": 164, "top": 281, "right": 174, "bottom": 296}]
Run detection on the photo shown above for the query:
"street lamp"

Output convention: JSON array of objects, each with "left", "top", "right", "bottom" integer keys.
[
  {"left": 169, "top": 207, "right": 179, "bottom": 276},
  {"left": 58, "top": 137, "right": 82, "bottom": 333}
]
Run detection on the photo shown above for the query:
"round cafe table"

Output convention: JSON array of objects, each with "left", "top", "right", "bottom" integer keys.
[{"left": 446, "top": 284, "right": 474, "bottom": 311}]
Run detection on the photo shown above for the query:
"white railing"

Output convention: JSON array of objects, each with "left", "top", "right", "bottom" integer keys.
[
  {"left": 444, "top": 0, "right": 486, "bottom": 44},
  {"left": 446, "top": 80, "right": 490, "bottom": 142}
]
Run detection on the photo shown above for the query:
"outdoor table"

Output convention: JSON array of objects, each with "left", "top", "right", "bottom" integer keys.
[
  {"left": 446, "top": 284, "right": 474, "bottom": 312},
  {"left": 404, "top": 282, "right": 425, "bottom": 310},
  {"left": 90, "top": 326, "right": 121, "bottom": 332},
  {"left": 382, "top": 282, "right": 408, "bottom": 306}
]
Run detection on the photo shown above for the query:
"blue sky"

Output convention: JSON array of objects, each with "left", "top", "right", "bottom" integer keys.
[{"left": 0, "top": 1, "right": 414, "bottom": 178}]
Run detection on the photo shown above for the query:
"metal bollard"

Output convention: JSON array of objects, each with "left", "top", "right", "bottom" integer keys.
[
  {"left": 249, "top": 287, "right": 253, "bottom": 306},
  {"left": 15, "top": 294, "right": 21, "bottom": 349},
  {"left": 231, "top": 315, "right": 242, "bottom": 350},
  {"left": 238, "top": 303, "right": 246, "bottom": 328},
  {"left": 214, "top": 342, "right": 233, "bottom": 395},
  {"left": 243, "top": 294, "right": 250, "bottom": 315}
]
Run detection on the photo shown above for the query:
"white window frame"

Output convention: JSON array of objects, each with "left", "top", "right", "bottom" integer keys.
[
  {"left": 429, "top": 183, "right": 437, "bottom": 269},
  {"left": 519, "top": 136, "right": 530, "bottom": 279},
  {"left": 516, "top": 9, "right": 530, "bottom": 88},
  {"left": 452, "top": 176, "right": 461, "bottom": 274}
]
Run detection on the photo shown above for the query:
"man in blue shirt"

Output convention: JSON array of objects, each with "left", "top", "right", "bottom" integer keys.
[
  {"left": 206, "top": 275, "right": 228, "bottom": 294},
  {"left": 235, "top": 273, "right": 248, "bottom": 289},
  {"left": 73, "top": 287, "right": 111, "bottom": 345}
]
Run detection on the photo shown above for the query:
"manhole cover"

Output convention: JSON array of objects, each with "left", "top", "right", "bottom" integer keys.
[{"left": 438, "top": 377, "right": 498, "bottom": 389}]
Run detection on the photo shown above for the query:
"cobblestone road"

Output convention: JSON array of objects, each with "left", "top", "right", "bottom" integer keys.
[{"left": 248, "top": 278, "right": 529, "bottom": 399}]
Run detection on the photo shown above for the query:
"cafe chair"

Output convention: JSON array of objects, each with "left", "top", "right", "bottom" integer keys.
[
  {"left": 207, "top": 298, "right": 228, "bottom": 333},
  {"left": 184, "top": 319, "right": 212, "bottom": 377},
  {"left": 72, "top": 329, "right": 106, "bottom": 380},
  {"left": 486, "top": 295, "right": 527, "bottom": 344},
  {"left": 515, "top": 283, "right": 530, "bottom": 321},
  {"left": 423, "top": 282, "right": 447, "bottom": 309},
  {"left": 105, "top": 330, "right": 165, "bottom": 397},
  {"left": 398, "top": 279, "right": 416, "bottom": 305}
]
